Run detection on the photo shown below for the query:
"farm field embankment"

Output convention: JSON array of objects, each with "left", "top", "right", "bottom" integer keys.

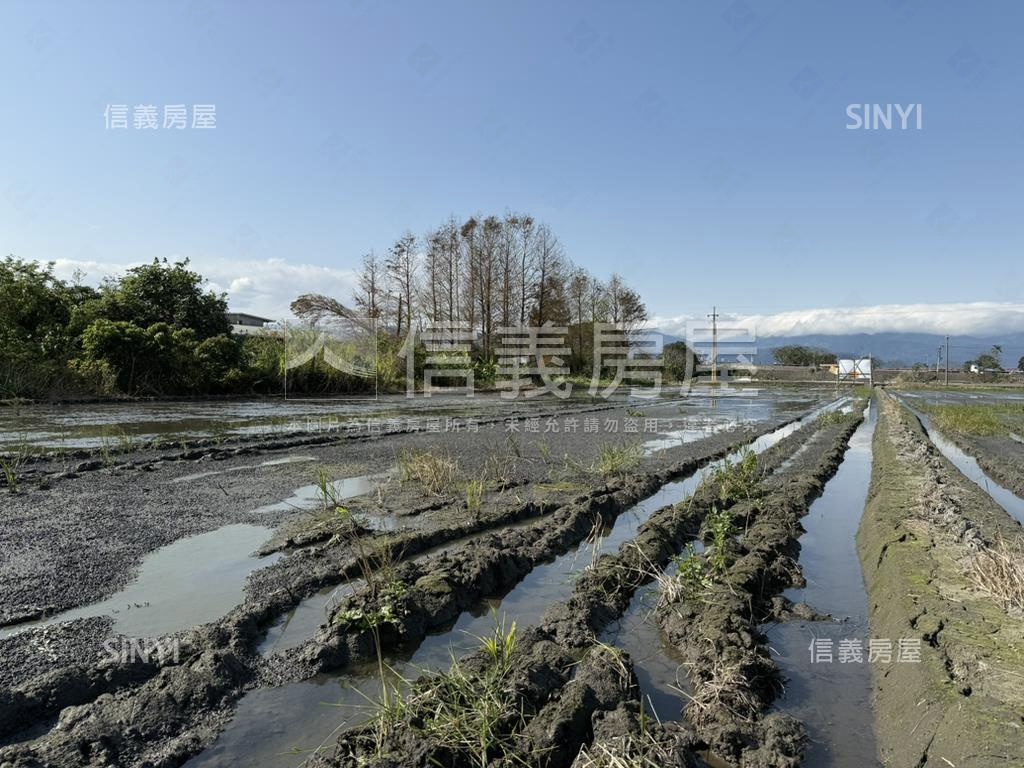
[{"left": 858, "top": 391, "right": 1024, "bottom": 768}]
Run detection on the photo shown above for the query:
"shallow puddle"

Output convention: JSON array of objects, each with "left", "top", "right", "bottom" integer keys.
[
  {"left": 250, "top": 472, "right": 392, "bottom": 515},
  {"left": 642, "top": 422, "right": 737, "bottom": 455},
  {"left": 764, "top": 402, "right": 880, "bottom": 767},
  {"left": 257, "top": 583, "right": 360, "bottom": 656},
  {"left": 189, "top": 601, "right": 505, "bottom": 768},
  {"left": 170, "top": 456, "right": 319, "bottom": 485},
  {"left": 601, "top": 543, "right": 704, "bottom": 721},
  {"left": 0, "top": 524, "right": 281, "bottom": 639}
]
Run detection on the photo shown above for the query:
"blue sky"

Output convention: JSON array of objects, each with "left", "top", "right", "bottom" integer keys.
[{"left": 2, "top": 0, "right": 1023, "bottom": 335}]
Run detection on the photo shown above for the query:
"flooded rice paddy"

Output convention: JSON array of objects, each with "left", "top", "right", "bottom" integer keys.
[{"left": 186, "top": 398, "right": 844, "bottom": 767}]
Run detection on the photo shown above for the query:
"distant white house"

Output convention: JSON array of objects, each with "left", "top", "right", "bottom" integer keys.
[{"left": 225, "top": 312, "right": 279, "bottom": 336}]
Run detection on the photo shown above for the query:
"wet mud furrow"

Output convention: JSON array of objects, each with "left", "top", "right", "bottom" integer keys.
[
  {"left": 896, "top": 397, "right": 1024, "bottom": 525},
  {"left": 761, "top": 401, "right": 880, "bottom": 768},
  {"left": 655, "top": 411, "right": 866, "bottom": 767},
  {"left": 857, "top": 393, "right": 1024, "bottom": 768},
  {"left": 0, "top": 412, "right": 812, "bottom": 768},
  {"left": 0, "top": 496, "right": 562, "bottom": 744},
  {"left": 898, "top": 393, "right": 1024, "bottom": 502},
  {"left": 1, "top": 392, "right": 814, "bottom": 629},
  {"left": 183, "top": 414, "right": 837, "bottom": 768},
  {"left": 276, "top": 410, "right": 822, "bottom": 676},
  {"left": 308, "top": 413, "right": 838, "bottom": 768}
]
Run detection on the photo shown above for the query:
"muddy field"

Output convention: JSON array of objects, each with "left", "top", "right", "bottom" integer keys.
[
  {"left": 2, "top": 387, "right": 1023, "bottom": 767},
  {"left": 898, "top": 389, "right": 1024, "bottom": 503},
  {"left": 858, "top": 392, "right": 1024, "bottom": 767}
]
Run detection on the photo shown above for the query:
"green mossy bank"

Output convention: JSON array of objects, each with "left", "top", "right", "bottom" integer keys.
[{"left": 858, "top": 393, "right": 1024, "bottom": 767}]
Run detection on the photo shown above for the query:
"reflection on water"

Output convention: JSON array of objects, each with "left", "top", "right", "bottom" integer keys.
[
  {"left": 601, "top": 544, "right": 704, "bottom": 722},
  {"left": 250, "top": 472, "right": 392, "bottom": 515},
  {"left": 765, "top": 402, "right": 880, "bottom": 768},
  {"left": 0, "top": 388, "right": 830, "bottom": 452},
  {"left": 0, "top": 525, "right": 280, "bottom": 639}
]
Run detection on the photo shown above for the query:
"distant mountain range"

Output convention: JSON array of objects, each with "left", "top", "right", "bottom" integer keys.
[
  {"left": 657, "top": 330, "right": 1024, "bottom": 369},
  {"left": 753, "top": 332, "right": 1024, "bottom": 368}
]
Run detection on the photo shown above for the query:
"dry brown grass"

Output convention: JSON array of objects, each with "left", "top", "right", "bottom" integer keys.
[
  {"left": 396, "top": 449, "right": 461, "bottom": 495},
  {"left": 971, "top": 537, "right": 1024, "bottom": 614},
  {"left": 681, "top": 645, "right": 760, "bottom": 722},
  {"left": 572, "top": 737, "right": 668, "bottom": 768}
]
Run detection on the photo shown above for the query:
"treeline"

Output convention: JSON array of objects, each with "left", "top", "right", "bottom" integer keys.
[
  {"left": 293, "top": 213, "right": 649, "bottom": 375},
  {"left": 771, "top": 345, "right": 836, "bottom": 366},
  {"left": 2, "top": 215, "right": 656, "bottom": 399},
  {"left": 0, "top": 256, "right": 281, "bottom": 399}
]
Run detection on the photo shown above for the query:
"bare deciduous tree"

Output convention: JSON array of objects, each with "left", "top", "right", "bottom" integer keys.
[
  {"left": 312, "top": 212, "right": 649, "bottom": 375},
  {"left": 385, "top": 231, "right": 419, "bottom": 338}
]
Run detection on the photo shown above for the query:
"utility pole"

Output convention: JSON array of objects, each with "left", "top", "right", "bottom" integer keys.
[
  {"left": 707, "top": 306, "right": 719, "bottom": 383},
  {"left": 936, "top": 345, "right": 943, "bottom": 376},
  {"left": 945, "top": 335, "right": 950, "bottom": 386}
]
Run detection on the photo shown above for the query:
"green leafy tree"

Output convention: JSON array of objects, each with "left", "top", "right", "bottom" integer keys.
[
  {"left": 78, "top": 319, "right": 154, "bottom": 393},
  {"left": 974, "top": 346, "right": 1002, "bottom": 371},
  {"left": 772, "top": 345, "right": 835, "bottom": 366},
  {"left": 0, "top": 257, "right": 100, "bottom": 396},
  {"left": 72, "top": 260, "right": 241, "bottom": 394},
  {"left": 0, "top": 257, "right": 79, "bottom": 357},
  {"left": 99, "top": 258, "right": 229, "bottom": 339},
  {"left": 663, "top": 341, "right": 695, "bottom": 382}
]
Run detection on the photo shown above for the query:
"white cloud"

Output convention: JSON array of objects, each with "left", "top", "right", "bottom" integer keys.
[
  {"left": 40, "top": 257, "right": 1024, "bottom": 339},
  {"left": 51, "top": 256, "right": 358, "bottom": 320},
  {"left": 653, "top": 302, "right": 1024, "bottom": 339}
]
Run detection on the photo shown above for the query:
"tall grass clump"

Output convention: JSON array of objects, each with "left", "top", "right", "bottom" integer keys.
[
  {"left": 396, "top": 449, "right": 461, "bottom": 495},
  {"left": 0, "top": 438, "right": 33, "bottom": 493},
  {"left": 464, "top": 478, "right": 484, "bottom": 515},
  {"left": 971, "top": 537, "right": 1024, "bottom": 614},
  {"left": 366, "top": 615, "right": 523, "bottom": 765},
  {"left": 1, "top": 458, "right": 21, "bottom": 493},
  {"left": 711, "top": 449, "right": 761, "bottom": 505},
  {"left": 315, "top": 463, "right": 409, "bottom": 721},
  {"left": 592, "top": 441, "right": 643, "bottom": 479}
]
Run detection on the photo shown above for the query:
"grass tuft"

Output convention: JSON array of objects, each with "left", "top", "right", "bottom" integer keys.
[
  {"left": 464, "top": 478, "right": 484, "bottom": 515},
  {"left": 396, "top": 449, "right": 461, "bottom": 495},
  {"left": 1, "top": 459, "right": 20, "bottom": 493},
  {"left": 704, "top": 505, "right": 738, "bottom": 573},
  {"left": 816, "top": 409, "right": 851, "bottom": 428},
  {"left": 711, "top": 449, "right": 761, "bottom": 505},
  {"left": 653, "top": 543, "right": 712, "bottom": 605},
  {"left": 971, "top": 537, "right": 1024, "bottom": 614},
  {"left": 592, "top": 441, "right": 643, "bottom": 479},
  {"left": 683, "top": 647, "right": 761, "bottom": 721},
  {"left": 365, "top": 614, "right": 523, "bottom": 765},
  {"left": 572, "top": 736, "right": 668, "bottom": 768}
]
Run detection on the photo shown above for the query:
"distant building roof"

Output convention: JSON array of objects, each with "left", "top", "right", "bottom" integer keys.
[{"left": 225, "top": 312, "right": 272, "bottom": 327}]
